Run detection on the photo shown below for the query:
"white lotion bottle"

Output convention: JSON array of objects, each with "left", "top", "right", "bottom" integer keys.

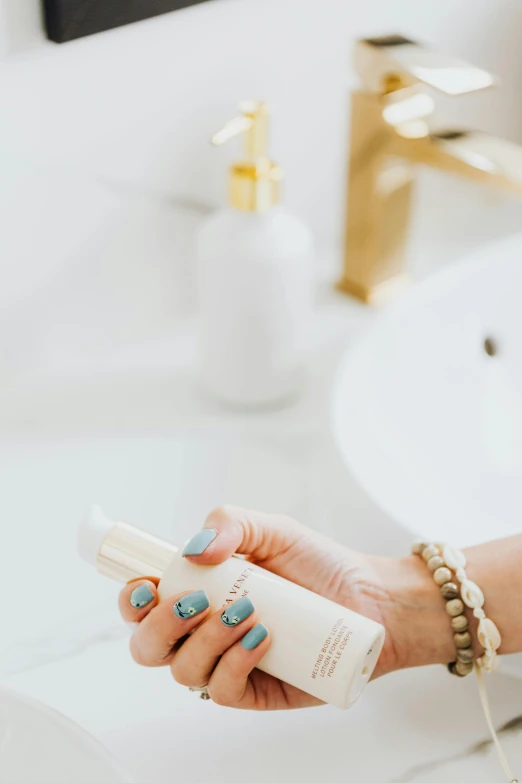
[
  {"left": 79, "top": 507, "right": 384, "bottom": 710},
  {"left": 196, "top": 102, "right": 314, "bottom": 408}
]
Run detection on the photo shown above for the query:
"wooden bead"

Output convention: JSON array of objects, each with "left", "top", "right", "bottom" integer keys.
[
  {"left": 434, "top": 566, "right": 452, "bottom": 585},
  {"left": 447, "top": 661, "right": 466, "bottom": 677},
  {"left": 427, "top": 555, "right": 444, "bottom": 572},
  {"left": 456, "top": 647, "right": 474, "bottom": 663},
  {"left": 422, "top": 544, "right": 440, "bottom": 562},
  {"left": 442, "top": 543, "right": 467, "bottom": 570},
  {"left": 446, "top": 598, "right": 464, "bottom": 617},
  {"left": 433, "top": 566, "right": 451, "bottom": 585},
  {"left": 455, "top": 660, "right": 474, "bottom": 676},
  {"left": 441, "top": 582, "right": 459, "bottom": 600},
  {"left": 451, "top": 614, "right": 469, "bottom": 632},
  {"left": 461, "top": 579, "right": 484, "bottom": 609},
  {"left": 412, "top": 541, "right": 428, "bottom": 555},
  {"left": 454, "top": 631, "right": 472, "bottom": 648}
]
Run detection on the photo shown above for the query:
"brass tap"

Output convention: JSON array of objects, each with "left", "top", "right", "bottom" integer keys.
[{"left": 339, "top": 35, "right": 522, "bottom": 305}]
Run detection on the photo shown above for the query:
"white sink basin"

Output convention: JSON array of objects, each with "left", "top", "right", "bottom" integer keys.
[
  {"left": 0, "top": 687, "right": 130, "bottom": 782},
  {"left": 333, "top": 233, "right": 522, "bottom": 549},
  {"left": 334, "top": 233, "right": 522, "bottom": 680}
]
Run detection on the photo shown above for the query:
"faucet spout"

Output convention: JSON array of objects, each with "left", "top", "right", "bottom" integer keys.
[
  {"left": 393, "top": 130, "right": 522, "bottom": 196},
  {"left": 339, "top": 35, "right": 521, "bottom": 305}
]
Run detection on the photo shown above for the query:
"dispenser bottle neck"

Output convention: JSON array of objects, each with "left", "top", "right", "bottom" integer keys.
[{"left": 211, "top": 101, "right": 283, "bottom": 213}]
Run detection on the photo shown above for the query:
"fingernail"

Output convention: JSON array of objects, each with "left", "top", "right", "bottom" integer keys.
[
  {"left": 241, "top": 623, "right": 269, "bottom": 650},
  {"left": 130, "top": 583, "right": 155, "bottom": 609},
  {"left": 174, "top": 590, "right": 210, "bottom": 620},
  {"left": 221, "top": 596, "right": 255, "bottom": 627},
  {"left": 182, "top": 529, "right": 218, "bottom": 557}
]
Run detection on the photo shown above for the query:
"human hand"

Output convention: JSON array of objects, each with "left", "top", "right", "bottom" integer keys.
[{"left": 118, "top": 506, "right": 453, "bottom": 709}]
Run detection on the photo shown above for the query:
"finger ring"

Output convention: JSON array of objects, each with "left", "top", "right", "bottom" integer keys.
[{"left": 188, "top": 686, "right": 211, "bottom": 700}]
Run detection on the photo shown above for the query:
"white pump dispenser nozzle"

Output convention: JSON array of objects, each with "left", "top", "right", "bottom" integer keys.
[{"left": 78, "top": 505, "right": 114, "bottom": 567}]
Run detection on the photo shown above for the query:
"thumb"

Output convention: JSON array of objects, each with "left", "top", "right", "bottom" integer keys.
[{"left": 181, "top": 506, "right": 304, "bottom": 567}]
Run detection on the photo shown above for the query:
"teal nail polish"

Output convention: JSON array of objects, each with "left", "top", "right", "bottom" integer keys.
[
  {"left": 130, "top": 583, "right": 154, "bottom": 609},
  {"left": 221, "top": 596, "right": 255, "bottom": 627},
  {"left": 241, "top": 623, "right": 268, "bottom": 650},
  {"left": 174, "top": 590, "right": 210, "bottom": 619},
  {"left": 182, "top": 529, "right": 218, "bottom": 557}
]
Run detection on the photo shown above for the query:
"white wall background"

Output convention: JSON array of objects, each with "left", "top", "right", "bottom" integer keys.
[{"left": 1, "top": 0, "right": 522, "bottom": 376}]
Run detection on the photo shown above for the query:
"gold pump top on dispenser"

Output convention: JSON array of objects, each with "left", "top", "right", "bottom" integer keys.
[{"left": 211, "top": 101, "right": 283, "bottom": 213}]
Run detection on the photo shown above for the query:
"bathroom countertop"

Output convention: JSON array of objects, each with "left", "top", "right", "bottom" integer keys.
[{"left": 2, "top": 279, "right": 522, "bottom": 783}]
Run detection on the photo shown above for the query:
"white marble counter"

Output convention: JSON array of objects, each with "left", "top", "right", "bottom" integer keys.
[{"left": 1, "top": 278, "right": 522, "bottom": 783}]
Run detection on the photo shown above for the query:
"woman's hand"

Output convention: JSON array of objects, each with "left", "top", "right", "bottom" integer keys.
[{"left": 118, "top": 506, "right": 454, "bottom": 710}]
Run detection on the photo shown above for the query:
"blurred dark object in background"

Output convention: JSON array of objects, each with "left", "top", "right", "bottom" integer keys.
[{"left": 43, "top": 0, "right": 212, "bottom": 43}]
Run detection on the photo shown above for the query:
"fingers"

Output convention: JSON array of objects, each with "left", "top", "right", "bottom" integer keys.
[
  {"left": 120, "top": 578, "right": 274, "bottom": 708},
  {"left": 181, "top": 505, "right": 302, "bottom": 566},
  {"left": 120, "top": 507, "right": 294, "bottom": 703},
  {"left": 170, "top": 596, "right": 257, "bottom": 687},
  {"left": 119, "top": 584, "right": 211, "bottom": 667},
  {"left": 208, "top": 624, "right": 270, "bottom": 708},
  {"left": 119, "top": 579, "right": 159, "bottom": 624}
]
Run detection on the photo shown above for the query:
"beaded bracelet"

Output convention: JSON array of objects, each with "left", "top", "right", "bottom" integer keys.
[
  {"left": 441, "top": 543, "right": 501, "bottom": 672},
  {"left": 412, "top": 540, "right": 517, "bottom": 783},
  {"left": 412, "top": 541, "right": 474, "bottom": 676}
]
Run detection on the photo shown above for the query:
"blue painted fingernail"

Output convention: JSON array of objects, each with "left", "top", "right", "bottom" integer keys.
[
  {"left": 182, "top": 529, "right": 218, "bottom": 557},
  {"left": 241, "top": 623, "right": 269, "bottom": 650},
  {"left": 173, "top": 590, "right": 210, "bottom": 619},
  {"left": 221, "top": 596, "right": 255, "bottom": 627},
  {"left": 130, "top": 583, "right": 155, "bottom": 609}
]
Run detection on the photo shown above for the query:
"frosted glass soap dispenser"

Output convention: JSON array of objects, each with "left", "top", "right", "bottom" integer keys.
[{"left": 196, "top": 102, "right": 314, "bottom": 408}]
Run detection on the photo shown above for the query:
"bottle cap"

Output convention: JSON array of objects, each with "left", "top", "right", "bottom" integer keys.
[
  {"left": 78, "top": 505, "right": 177, "bottom": 583},
  {"left": 211, "top": 101, "right": 283, "bottom": 213}
]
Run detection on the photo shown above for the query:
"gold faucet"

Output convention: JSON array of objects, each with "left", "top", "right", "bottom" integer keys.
[{"left": 339, "top": 35, "right": 522, "bottom": 305}]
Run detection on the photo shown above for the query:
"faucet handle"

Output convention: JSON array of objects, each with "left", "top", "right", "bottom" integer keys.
[{"left": 355, "top": 35, "right": 495, "bottom": 96}]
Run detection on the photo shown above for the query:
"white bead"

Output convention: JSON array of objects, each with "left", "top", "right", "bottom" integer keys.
[
  {"left": 461, "top": 579, "right": 484, "bottom": 609},
  {"left": 456, "top": 567, "right": 467, "bottom": 582},
  {"left": 478, "top": 618, "right": 502, "bottom": 651},
  {"left": 443, "top": 543, "right": 467, "bottom": 570},
  {"left": 473, "top": 607, "right": 486, "bottom": 619}
]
